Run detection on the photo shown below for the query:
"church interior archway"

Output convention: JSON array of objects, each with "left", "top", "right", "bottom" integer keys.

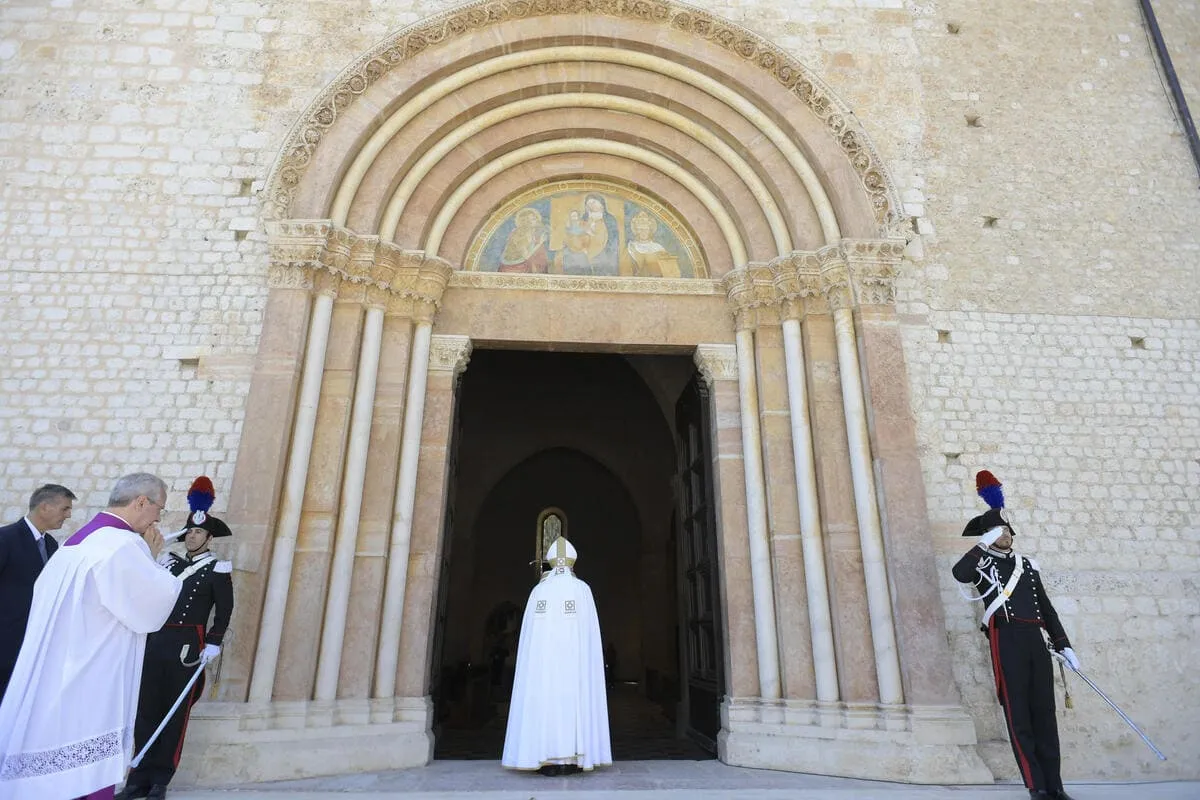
[{"left": 432, "top": 348, "right": 714, "bottom": 760}]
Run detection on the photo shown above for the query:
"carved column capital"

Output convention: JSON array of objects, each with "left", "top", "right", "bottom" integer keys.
[
  {"left": 694, "top": 343, "right": 738, "bottom": 387},
  {"left": 428, "top": 334, "right": 472, "bottom": 377},
  {"left": 266, "top": 219, "right": 333, "bottom": 290},
  {"left": 722, "top": 265, "right": 778, "bottom": 331},
  {"left": 379, "top": 247, "right": 455, "bottom": 322},
  {"left": 769, "top": 252, "right": 823, "bottom": 321},
  {"left": 842, "top": 238, "right": 904, "bottom": 307},
  {"left": 345, "top": 234, "right": 382, "bottom": 285},
  {"left": 816, "top": 245, "right": 852, "bottom": 312}
]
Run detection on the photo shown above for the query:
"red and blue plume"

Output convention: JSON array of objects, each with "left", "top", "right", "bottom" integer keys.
[
  {"left": 975, "top": 470, "right": 1004, "bottom": 510},
  {"left": 187, "top": 476, "right": 216, "bottom": 514}
]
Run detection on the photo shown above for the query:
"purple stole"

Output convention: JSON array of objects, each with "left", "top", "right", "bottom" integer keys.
[
  {"left": 64, "top": 512, "right": 134, "bottom": 546},
  {"left": 77, "top": 789, "right": 114, "bottom": 800}
]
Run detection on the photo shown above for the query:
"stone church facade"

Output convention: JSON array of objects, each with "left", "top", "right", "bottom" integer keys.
[{"left": 1, "top": 0, "right": 1197, "bottom": 788}]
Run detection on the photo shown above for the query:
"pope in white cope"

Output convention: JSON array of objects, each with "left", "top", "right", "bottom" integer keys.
[
  {"left": 502, "top": 536, "right": 611, "bottom": 775},
  {"left": 0, "top": 473, "right": 182, "bottom": 800}
]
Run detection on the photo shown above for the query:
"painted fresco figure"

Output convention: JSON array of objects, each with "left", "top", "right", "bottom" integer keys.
[
  {"left": 953, "top": 470, "right": 1078, "bottom": 800},
  {"left": 502, "top": 536, "right": 611, "bottom": 775},
  {"left": 555, "top": 210, "right": 593, "bottom": 275},
  {"left": 498, "top": 207, "right": 550, "bottom": 273},
  {"left": 118, "top": 477, "right": 234, "bottom": 800},
  {"left": 580, "top": 194, "right": 619, "bottom": 275},
  {"left": 625, "top": 210, "right": 680, "bottom": 278}
]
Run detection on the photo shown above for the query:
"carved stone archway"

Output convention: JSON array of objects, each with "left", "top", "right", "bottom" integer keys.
[{"left": 183, "top": 0, "right": 992, "bottom": 788}]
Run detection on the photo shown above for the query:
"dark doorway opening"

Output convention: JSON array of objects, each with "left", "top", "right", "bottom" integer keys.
[{"left": 430, "top": 349, "right": 720, "bottom": 761}]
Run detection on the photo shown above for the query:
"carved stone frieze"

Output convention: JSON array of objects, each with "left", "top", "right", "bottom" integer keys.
[
  {"left": 694, "top": 343, "right": 738, "bottom": 386},
  {"left": 267, "top": 220, "right": 455, "bottom": 312},
  {"left": 266, "top": 263, "right": 315, "bottom": 290},
  {"left": 721, "top": 241, "right": 899, "bottom": 321},
  {"left": 427, "top": 334, "right": 472, "bottom": 376},
  {"left": 263, "top": 0, "right": 902, "bottom": 231}
]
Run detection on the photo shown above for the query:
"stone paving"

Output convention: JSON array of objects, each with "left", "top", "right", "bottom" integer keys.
[{"left": 169, "top": 760, "right": 1200, "bottom": 800}]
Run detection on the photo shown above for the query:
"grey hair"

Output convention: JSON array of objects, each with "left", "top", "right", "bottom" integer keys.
[
  {"left": 28, "top": 484, "right": 77, "bottom": 511},
  {"left": 107, "top": 473, "right": 168, "bottom": 507}
]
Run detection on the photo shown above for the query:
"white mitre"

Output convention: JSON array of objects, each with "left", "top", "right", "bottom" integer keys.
[{"left": 545, "top": 536, "right": 577, "bottom": 568}]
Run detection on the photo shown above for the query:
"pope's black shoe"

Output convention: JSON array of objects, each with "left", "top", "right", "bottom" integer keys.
[{"left": 114, "top": 786, "right": 150, "bottom": 800}]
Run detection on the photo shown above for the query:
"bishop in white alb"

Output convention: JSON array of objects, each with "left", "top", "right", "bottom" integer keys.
[
  {"left": 0, "top": 520, "right": 181, "bottom": 800},
  {"left": 502, "top": 536, "right": 611, "bottom": 772}
]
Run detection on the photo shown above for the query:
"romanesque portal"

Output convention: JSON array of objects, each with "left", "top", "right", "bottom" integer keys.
[{"left": 181, "top": 3, "right": 991, "bottom": 786}]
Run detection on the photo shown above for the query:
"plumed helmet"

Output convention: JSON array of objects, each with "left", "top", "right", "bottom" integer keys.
[
  {"left": 184, "top": 476, "right": 232, "bottom": 538},
  {"left": 962, "top": 507, "right": 1011, "bottom": 537},
  {"left": 975, "top": 469, "right": 1005, "bottom": 510}
]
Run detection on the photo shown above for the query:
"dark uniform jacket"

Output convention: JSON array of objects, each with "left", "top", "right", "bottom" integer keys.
[
  {"left": 952, "top": 545, "right": 1071, "bottom": 649},
  {"left": 157, "top": 551, "right": 234, "bottom": 646},
  {"left": 0, "top": 519, "right": 59, "bottom": 697}
]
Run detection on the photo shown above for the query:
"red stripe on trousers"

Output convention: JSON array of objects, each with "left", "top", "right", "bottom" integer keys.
[
  {"left": 990, "top": 622, "right": 1034, "bottom": 789},
  {"left": 172, "top": 625, "right": 205, "bottom": 768}
]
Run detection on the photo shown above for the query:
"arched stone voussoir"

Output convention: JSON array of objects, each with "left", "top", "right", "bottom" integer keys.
[{"left": 265, "top": 0, "right": 904, "bottom": 241}]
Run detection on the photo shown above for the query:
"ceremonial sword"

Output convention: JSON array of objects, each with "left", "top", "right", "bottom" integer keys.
[
  {"left": 129, "top": 658, "right": 207, "bottom": 768},
  {"left": 1051, "top": 650, "right": 1167, "bottom": 761}
]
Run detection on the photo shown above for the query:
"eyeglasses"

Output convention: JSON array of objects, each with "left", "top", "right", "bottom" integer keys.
[{"left": 144, "top": 497, "right": 168, "bottom": 514}]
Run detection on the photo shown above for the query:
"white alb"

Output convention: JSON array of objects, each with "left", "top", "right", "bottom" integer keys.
[
  {"left": 501, "top": 536, "right": 612, "bottom": 771},
  {"left": 0, "top": 527, "right": 181, "bottom": 800}
]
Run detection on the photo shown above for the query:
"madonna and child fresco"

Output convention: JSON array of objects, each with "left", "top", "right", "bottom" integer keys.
[{"left": 467, "top": 186, "right": 706, "bottom": 279}]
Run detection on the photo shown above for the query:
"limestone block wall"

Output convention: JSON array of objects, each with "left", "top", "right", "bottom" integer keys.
[
  {"left": 896, "top": 0, "right": 1200, "bottom": 782},
  {"left": 0, "top": 0, "right": 1196, "bottom": 781}
]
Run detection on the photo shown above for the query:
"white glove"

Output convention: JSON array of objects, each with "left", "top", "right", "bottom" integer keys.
[
  {"left": 200, "top": 644, "right": 221, "bottom": 665},
  {"left": 1060, "top": 647, "right": 1080, "bottom": 671},
  {"left": 979, "top": 526, "right": 1006, "bottom": 547}
]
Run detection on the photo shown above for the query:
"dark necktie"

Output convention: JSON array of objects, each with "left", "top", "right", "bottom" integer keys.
[{"left": 36, "top": 536, "right": 48, "bottom": 565}]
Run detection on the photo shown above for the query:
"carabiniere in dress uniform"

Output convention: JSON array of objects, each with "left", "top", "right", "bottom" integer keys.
[
  {"left": 117, "top": 477, "right": 235, "bottom": 800},
  {"left": 953, "top": 470, "right": 1080, "bottom": 800}
]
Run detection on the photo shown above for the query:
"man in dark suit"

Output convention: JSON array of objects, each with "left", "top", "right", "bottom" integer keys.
[{"left": 0, "top": 483, "right": 76, "bottom": 699}]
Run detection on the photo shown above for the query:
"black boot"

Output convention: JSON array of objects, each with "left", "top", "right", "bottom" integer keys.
[
  {"left": 1051, "top": 791, "right": 1077, "bottom": 800},
  {"left": 146, "top": 785, "right": 168, "bottom": 800},
  {"left": 114, "top": 786, "right": 151, "bottom": 800}
]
